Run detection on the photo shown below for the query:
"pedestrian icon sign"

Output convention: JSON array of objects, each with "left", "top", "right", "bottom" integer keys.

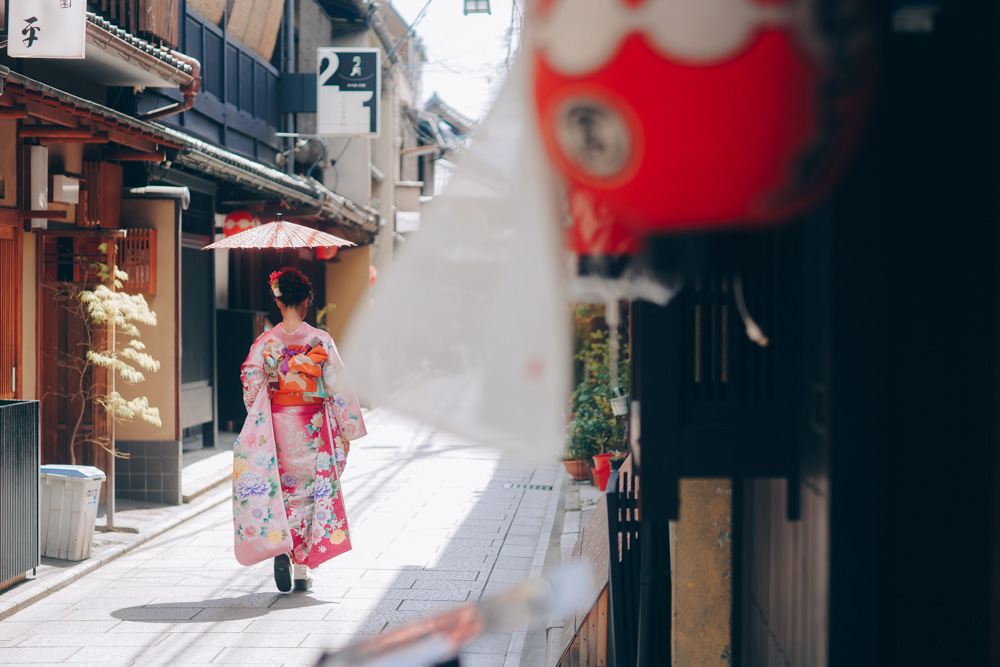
[{"left": 316, "top": 47, "right": 381, "bottom": 137}]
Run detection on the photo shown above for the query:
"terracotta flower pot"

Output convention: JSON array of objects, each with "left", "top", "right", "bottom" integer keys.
[
  {"left": 562, "top": 459, "right": 590, "bottom": 481},
  {"left": 593, "top": 453, "right": 613, "bottom": 471}
]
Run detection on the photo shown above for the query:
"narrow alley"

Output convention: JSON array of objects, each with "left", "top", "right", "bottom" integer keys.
[{"left": 0, "top": 410, "right": 563, "bottom": 666}]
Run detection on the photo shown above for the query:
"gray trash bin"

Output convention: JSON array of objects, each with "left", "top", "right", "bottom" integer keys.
[{"left": 39, "top": 465, "right": 106, "bottom": 561}]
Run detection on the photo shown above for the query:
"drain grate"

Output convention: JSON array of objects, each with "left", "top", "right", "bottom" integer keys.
[{"left": 502, "top": 483, "right": 554, "bottom": 491}]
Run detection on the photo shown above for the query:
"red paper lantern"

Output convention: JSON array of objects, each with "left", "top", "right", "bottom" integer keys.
[
  {"left": 223, "top": 210, "right": 259, "bottom": 237},
  {"left": 316, "top": 246, "right": 339, "bottom": 261},
  {"left": 531, "top": 0, "right": 871, "bottom": 254}
]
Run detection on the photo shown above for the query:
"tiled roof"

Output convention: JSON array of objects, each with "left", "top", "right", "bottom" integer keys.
[
  {"left": 154, "top": 124, "right": 378, "bottom": 233},
  {"left": 87, "top": 13, "right": 193, "bottom": 76}
]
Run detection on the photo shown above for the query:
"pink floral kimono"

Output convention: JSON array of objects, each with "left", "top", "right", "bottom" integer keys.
[{"left": 233, "top": 322, "right": 366, "bottom": 568}]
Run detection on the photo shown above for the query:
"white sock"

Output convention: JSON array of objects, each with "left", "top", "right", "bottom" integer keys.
[{"left": 293, "top": 564, "right": 309, "bottom": 579}]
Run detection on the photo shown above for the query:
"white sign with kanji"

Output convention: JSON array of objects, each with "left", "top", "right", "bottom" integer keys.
[
  {"left": 317, "top": 47, "right": 381, "bottom": 137},
  {"left": 7, "top": 0, "right": 86, "bottom": 59}
]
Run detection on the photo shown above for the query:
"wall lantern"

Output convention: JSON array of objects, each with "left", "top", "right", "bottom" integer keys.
[
  {"left": 464, "top": 0, "right": 491, "bottom": 15},
  {"left": 223, "top": 210, "right": 259, "bottom": 237},
  {"left": 530, "top": 0, "right": 872, "bottom": 258},
  {"left": 316, "top": 245, "right": 339, "bottom": 261}
]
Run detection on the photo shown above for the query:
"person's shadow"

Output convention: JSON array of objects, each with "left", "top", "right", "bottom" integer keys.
[{"left": 112, "top": 592, "right": 330, "bottom": 622}]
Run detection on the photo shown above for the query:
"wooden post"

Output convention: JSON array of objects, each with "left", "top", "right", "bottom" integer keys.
[{"left": 105, "top": 238, "right": 117, "bottom": 531}]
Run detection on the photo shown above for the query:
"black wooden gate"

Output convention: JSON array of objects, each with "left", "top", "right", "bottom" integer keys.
[{"left": 0, "top": 400, "right": 40, "bottom": 585}]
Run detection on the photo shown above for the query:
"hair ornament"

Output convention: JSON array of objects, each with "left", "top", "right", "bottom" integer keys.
[{"left": 269, "top": 270, "right": 282, "bottom": 297}]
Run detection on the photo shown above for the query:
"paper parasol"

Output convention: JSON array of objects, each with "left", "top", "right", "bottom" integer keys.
[{"left": 202, "top": 217, "right": 354, "bottom": 249}]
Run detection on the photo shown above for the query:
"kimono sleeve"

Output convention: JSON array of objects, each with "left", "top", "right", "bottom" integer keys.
[
  {"left": 322, "top": 337, "right": 367, "bottom": 441},
  {"left": 240, "top": 336, "right": 269, "bottom": 411}
]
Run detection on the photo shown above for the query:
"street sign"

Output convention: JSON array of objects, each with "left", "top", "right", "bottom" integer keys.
[
  {"left": 317, "top": 47, "right": 381, "bottom": 137},
  {"left": 7, "top": 0, "right": 86, "bottom": 59}
]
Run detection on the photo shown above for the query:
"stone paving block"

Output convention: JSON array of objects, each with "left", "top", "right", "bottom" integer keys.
[
  {"left": 298, "top": 632, "right": 375, "bottom": 649},
  {"left": 112, "top": 619, "right": 254, "bottom": 633},
  {"left": 411, "top": 573, "right": 485, "bottom": 587},
  {"left": 401, "top": 580, "right": 485, "bottom": 597},
  {"left": 359, "top": 570, "right": 418, "bottom": 586},
  {"left": 506, "top": 524, "right": 542, "bottom": 537},
  {"left": 485, "top": 568, "right": 530, "bottom": 584},
  {"left": 428, "top": 556, "right": 497, "bottom": 571},
  {"left": 247, "top": 618, "right": 387, "bottom": 636},
  {"left": 189, "top": 607, "right": 279, "bottom": 621},
  {"left": 15, "top": 632, "right": 165, "bottom": 647},
  {"left": 148, "top": 592, "right": 280, "bottom": 609},
  {"left": 500, "top": 533, "right": 540, "bottom": 547},
  {"left": 0, "top": 647, "right": 80, "bottom": 663},
  {"left": 456, "top": 652, "right": 507, "bottom": 667},
  {"left": 493, "top": 556, "right": 533, "bottom": 572},
  {"left": 346, "top": 586, "right": 470, "bottom": 601},
  {"left": 86, "top": 606, "right": 204, "bottom": 621},
  {"left": 513, "top": 506, "right": 548, "bottom": 518},
  {"left": 462, "top": 632, "right": 512, "bottom": 654},
  {"left": 30, "top": 619, "right": 121, "bottom": 634},
  {"left": 0, "top": 621, "right": 39, "bottom": 643},
  {"left": 207, "top": 646, "right": 328, "bottom": 664},
  {"left": 482, "top": 581, "right": 519, "bottom": 597},
  {"left": 397, "top": 599, "right": 464, "bottom": 612},
  {"left": 378, "top": 609, "right": 455, "bottom": 627},
  {"left": 259, "top": 603, "right": 341, "bottom": 623},
  {"left": 156, "top": 631, "right": 308, "bottom": 649},
  {"left": 412, "top": 569, "right": 482, "bottom": 581},
  {"left": 510, "top": 515, "right": 544, "bottom": 528},
  {"left": 441, "top": 537, "right": 498, "bottom": 549},
  {"left": 315, "top": 597, "right": 403, "bottom": 612},
  {"left": 450, "top": 526, "right": 507, "bottom": 539},
  {"left": 498, "top": 544, "right": 536, "bottom": 559},
  {"left": 4, "top": 603, "right": 73, "bottom": 623},
  {"left": 64, "top": 645, "right": 224, "bottom": 665}
]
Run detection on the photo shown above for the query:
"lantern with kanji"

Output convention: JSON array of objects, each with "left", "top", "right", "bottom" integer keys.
[
  {"left": 223, "top": 210, "right": 259, "bottom": 237},
  {"left": 530, "top": 0, "right": 871, "bottom": 257}
]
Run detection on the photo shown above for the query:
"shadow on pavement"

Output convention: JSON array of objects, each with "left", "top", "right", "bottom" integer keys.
[{"left": 111, "top": 591, "right": 331, "bottom": 622}]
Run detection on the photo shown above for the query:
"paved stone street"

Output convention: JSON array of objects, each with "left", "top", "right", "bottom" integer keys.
[{"left": 0, "top": 410, "right": 563, "bottom": 666}]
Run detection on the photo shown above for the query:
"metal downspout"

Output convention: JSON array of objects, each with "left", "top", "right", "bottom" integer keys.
[
  {"left": 285, "top": 0, "right": 296, "bottom": 175},
  {"left": 139, "top": 51, "right": 202, "bottom": 121}
]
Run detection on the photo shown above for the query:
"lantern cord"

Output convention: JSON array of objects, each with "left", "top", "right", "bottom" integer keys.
[{"left": 733, "top": 272, "right": 769, "bottom": 348}]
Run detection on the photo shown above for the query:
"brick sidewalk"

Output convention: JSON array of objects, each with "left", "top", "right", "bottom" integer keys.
[{"left": 0, "top": 409, "right": 563, "bottom": 666}]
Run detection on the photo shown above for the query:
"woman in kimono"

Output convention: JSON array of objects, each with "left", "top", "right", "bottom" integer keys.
[{"left": 234, "top": 267, "right": 366, "bottom": 592}]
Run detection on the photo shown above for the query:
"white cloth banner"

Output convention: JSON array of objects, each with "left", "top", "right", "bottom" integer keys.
[
  {"left": 7, "top": 0, "right": 86, "bottom": 59},
  {"left": 341, "top": 57, "right": 571, "bottom": 461}
]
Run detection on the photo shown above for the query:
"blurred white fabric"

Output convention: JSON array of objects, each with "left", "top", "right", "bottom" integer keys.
[{"left": 341, "top": 58, "right": 569, "bottom": 461}]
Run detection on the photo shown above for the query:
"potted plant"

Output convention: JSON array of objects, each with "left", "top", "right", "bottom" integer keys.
[
  {"left": 561, "top": 440, "right": 595, "bottom": 481},
  {"left": 609, "top": 449, "right": 628, "bottom": 471},
  {"left": 568, "top": 304, "right": 630, "bottom": 491}
]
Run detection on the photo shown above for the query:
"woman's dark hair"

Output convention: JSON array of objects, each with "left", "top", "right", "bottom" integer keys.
[{"left": 273, "top": 267, "right": 313, "bottom": 307}]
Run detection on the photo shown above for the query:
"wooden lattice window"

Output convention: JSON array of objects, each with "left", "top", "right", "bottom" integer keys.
[
  {"left": 117, "top": 229, "right": 157, "bottom": 295},
  {"left": 41, "top": 231, "right": 155, "bottom": 294}
]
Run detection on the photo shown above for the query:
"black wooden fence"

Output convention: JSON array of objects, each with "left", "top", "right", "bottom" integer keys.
[
  {"left": 606, "top": 469, "right": 642, "bottom": 667},
  {"left": 0, "top": 400, "right": 40, "bottom": 585}
]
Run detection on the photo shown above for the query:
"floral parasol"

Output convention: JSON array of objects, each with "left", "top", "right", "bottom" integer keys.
[{"left": 202, "top": 216, "right": 354, "bottom": 250}]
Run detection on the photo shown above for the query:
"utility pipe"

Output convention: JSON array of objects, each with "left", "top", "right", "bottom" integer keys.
[{"left": 140, "top": 51, "right": 202, "bottom": 121}]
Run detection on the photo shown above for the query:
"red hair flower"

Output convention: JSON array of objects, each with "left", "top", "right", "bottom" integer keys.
[{"left": 268, "top": 271, "right": 282, "bottom": 297}]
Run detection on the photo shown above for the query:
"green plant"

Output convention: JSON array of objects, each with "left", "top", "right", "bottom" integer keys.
[
  {"left": 316, "top": 302, "right": 338, "bottom": 331},
  {"left": 566, "top": 303, "right": 630, "bottom": 460},
  {"left": 53, "top": 246, "right": 162, "bottom": 464}
]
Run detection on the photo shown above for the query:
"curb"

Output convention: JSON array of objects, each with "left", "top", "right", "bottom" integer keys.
[
  {"left": 506, "top": 466, "right": 567, "bottom": 667},
  {"left": 0, "top": 487, "right": 230, "bottom": 622}
]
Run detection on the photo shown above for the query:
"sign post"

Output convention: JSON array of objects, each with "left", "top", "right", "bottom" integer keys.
[{"left": 316, "top": 47, "right": 381, "bottom": 137}]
